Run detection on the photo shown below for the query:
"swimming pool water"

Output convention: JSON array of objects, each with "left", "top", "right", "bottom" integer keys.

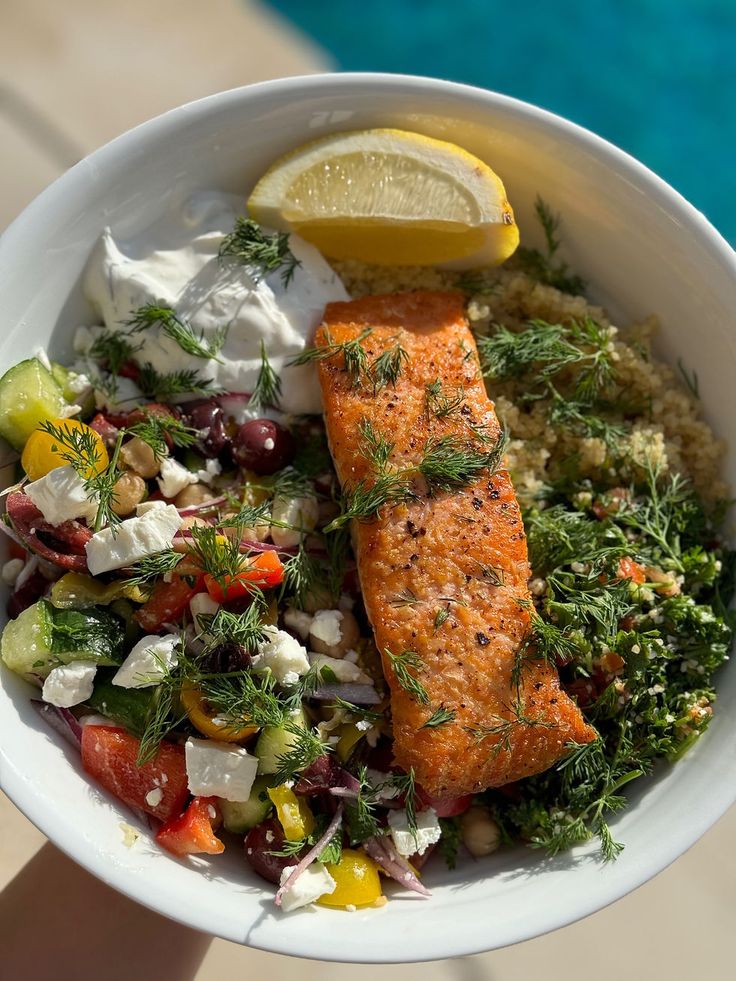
[{"left": 268, "top": 0, "right": 736, "bottom": 245}]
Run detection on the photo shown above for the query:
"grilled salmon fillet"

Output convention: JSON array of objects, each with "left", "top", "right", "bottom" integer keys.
[{"left": 316, "top": 291, "right": 595, "bottom": 797}]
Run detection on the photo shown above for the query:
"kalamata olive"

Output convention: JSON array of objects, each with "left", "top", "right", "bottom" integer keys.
[
  {"left": 232, "top": 419, "right": 294, "bottom": 475},
  {"left": 200, "top": 641, "right": 251, "bottom": 674},
  {"left": 183, "top": 399, "right": 230, "bottom": 456},
  {"left": 6, "top": 569, "right": 48, "bottom": 619},
  {"left": 245, "top": 818, "right": 305, "bottom": 884}
]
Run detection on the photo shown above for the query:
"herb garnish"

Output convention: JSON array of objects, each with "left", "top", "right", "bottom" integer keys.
[
  {"left": 385, "top": 649, "right": 429, "bottom": 705},
  {"left": 516, "top": 196, "right": 586, "bottom": 295},
  {"left": 289, "top": 328, "right": 373, "bottom": 387},
  {"left": 421, "top": 706, "right": 456, "bottom": 729},
  {"left": 88, "top": 331, "right": 142, "bottom": 379},
  {"left": 248, "top": 340, "right": 282, "bottom": 411},
  {"left": 136, "top": 363, "right": 218, "bottom": 401},
  {"left": 127, "top": 304, "right": 228, "bottom": 362},
  {"left": 127, "top": 411, "right": 199, "bottom": 459},
  {"left": 219, "top": 217, "right": 301, "bottom": 287}
]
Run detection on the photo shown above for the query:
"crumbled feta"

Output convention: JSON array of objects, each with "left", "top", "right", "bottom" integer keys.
[
  {"left": 195, "top": 458, "right": 222, "bottom": 485},
  {"left": 388, "top": 807, "right": 441, "bottom": 857},
  {"left": 1, "top": 558, "right": 25, "bottom": 586},
  {"left": 94, "top": 374, "right": 143, "bottom": 412},
  {"left": 185, "top": 738, "right": 258, "bottom": 801},
  {"left": 190, "top": 592, "right": 220, "bottom": 633},
  {"left": 25, "top": 465, "right": 98, "bottom": 526},
  {"left": 309, "top": 653, "right": 372, "bottom": 685},
  {"left": 309, "top": 609, "right": 343, "bottom": 648},
  {"left": 278, "top": 862, "right": 336, "bottom": 912},
  {"left": 270, "top": 495, "right": 319, "bottom": 548},
  {"left": 157, "top": 457, "right": 197, "bottom": 499},
  {"left": 112, "top": 633, "right": 180, "bottom": 688},
  {"left": 42, "top": 661, "right": 97, "bottom": 708},
  {"left": 73, "top": 324, "right": 106, "bottom": 355},
  {"left": 66, "top": 370, "right": 93, "bottom": 396},
  {"left": 283, "top": 607, "right": 313, "bottom": 641},
  {"left": 85, "top": 504, "right": 182, "bottom": 574},
  {"left": 365, "top": 768, "right": 401, "bottom": 799},
  {"left": 251, "top": 626, "right": 310, "bottom": 686},
  {"left": 135, "top": 499, "right": 167, "bottom": 515},
  {"left": 145, "top": 787, "right": 163, "bottom": 808}
]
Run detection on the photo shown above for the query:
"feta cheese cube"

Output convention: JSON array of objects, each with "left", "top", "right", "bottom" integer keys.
[
  {"left": 85, "top": 504, "right": 182, "bottom": 575},
  {"left": 112, "top": 633, "right": 180, "bottom": 689},
  {"left": 185, "top": 738, "right": 258, "bottom": 801},
  {"left": 42, "top": 661, "right": 97, "bottom": 708},
  {"left": 309, "top": 609, "right": 343, "bottom": 648},
  {"left": 283, "top": 607, "right": 313, "bottom": 641},
  {"left": 189, "top": 592, "right": 220, "bottom": 632},
  {"left": 157, "top": 457, "right": 196, "bottom": 499},
  {"left": 135, "top": 500, "right": 167, "bottom": 516},
  {"left": 388, "top": 807, "right": 441, "bottom": 857},
  {"left": 251, "top": 626, "right": 310, "bottom": 686},
  {"left": 25, "top": 465, "right": 98, "bottom": 527},
  {"left": 309, "top": 653, "right": 372, "bottom": 685},
  {"left": 195, "top": 458, "right": 222, "bottom": 485},
  {"left": 278, "top": 862, "right": 337, "bottom": 912}
]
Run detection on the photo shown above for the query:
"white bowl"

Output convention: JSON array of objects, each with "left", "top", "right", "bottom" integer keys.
[{"left": 1, "top": 73, "right": 735, "bottom": 963}]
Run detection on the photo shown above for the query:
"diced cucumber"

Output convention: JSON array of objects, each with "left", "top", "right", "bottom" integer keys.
[
  {"left": 86, "top": 675, "right": 155, "bottom": 736},
  {"left": 0, "top": 600, "right": 126, "bottom": 680},
  {"left": 0, "top": 599, "right": 55, "bottom": 679},
  {"left": 219, "top": 776, "right": 274, "bottom": 833},
  {"left": 255, "top": 708, "right": 307, "bottom": 776},
  {"left": 0, "top": 358, "right": 67, "bottom": 450},
  {"left": 50, "top": 606, "right": 126, "bottom": 666},
  {"left": 50, "top": 362, "right": 95, "bottom": 417}
]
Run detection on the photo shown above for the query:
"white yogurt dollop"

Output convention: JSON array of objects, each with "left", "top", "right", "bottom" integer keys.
[{"left": 82, "top": 191, "right": 349, "bottom": 414}]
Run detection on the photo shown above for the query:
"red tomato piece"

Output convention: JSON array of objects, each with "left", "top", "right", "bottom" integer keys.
[
  {"left": 81, "top": 725, "right": 189, "bottom": 823},
  {"left": 135, "top": 574, "right": 204, "bottom": 632},
  {"left": 617, "top": 556, "right": 647, "bottom": 584},
  {"left": 204, "top": 551, "right": 285, "bottom": 603},
  {"left": 416, "top": 786, "right": 473, "bottom": 817},
  {"left": 156, "top": 796, "right": 224, "bottom": 857}
]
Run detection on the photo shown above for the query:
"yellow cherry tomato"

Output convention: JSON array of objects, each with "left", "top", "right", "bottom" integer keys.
[
  {"left": 268, "top": 785, "right": 315, "bottom": 841},
  {"left": 21, "top": 418, "right": 109, "bottom": 481},
  {"left": 180, "top": 683, "right": 259, "bottom": 743},
  {"left": 318, "top": 849, "right": 383, "bottom": 909}
]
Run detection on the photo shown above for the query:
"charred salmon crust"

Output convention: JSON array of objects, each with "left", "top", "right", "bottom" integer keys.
[{"left": 316, "top": 291, "right": 596, "bottom": 797}]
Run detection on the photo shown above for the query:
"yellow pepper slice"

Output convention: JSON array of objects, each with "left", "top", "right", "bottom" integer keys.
[
  {"left": 336, "top": 724, "right": 365, "bottom": 762},
  {"left": 181, "top": 683, "right": 259, "bottom": 743},
  {"left": 318, "top": 849, "right": 383, "bottom": 909},
  {"left": 268, "top": 785, "right": 315, "bottom": 841},
  {"left": 49, "top": 573, "right": 149, "bottom": 609}
]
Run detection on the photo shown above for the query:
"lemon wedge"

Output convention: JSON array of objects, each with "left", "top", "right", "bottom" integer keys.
[{"left": 247, "top": 128, "right": 519, "bottom": 268}]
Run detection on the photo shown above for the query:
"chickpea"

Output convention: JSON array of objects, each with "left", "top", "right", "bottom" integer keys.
[
  {"left": 309, "top": 609, "right": 361, "bottom": 658},
  {"left": 271, "top": 495, "right": 319, "bottom": 548},
  {"left": 110, "top": 472, "right": 147, "bottom": 517},
  {"left": 174, "top": 482, "right": 216, "bottom": 509},
  {"left": 459, "top": 806, "right": 501, "bottom": 858},
  {"left": 173, "top": 516, "right": 209, "bottom": 553},
  {"left": 120, "top": 437, "right": 160, "bottom": 479},
  {"left": 301, "top": 582, "right": 334, "bottom": 614}
]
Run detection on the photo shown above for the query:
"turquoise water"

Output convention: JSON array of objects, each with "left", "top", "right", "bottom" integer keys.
[{"left": 268, "top": 0, "right": 735, "bottom": 244}]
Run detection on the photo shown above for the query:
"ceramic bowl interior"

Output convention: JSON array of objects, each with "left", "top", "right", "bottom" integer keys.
[{"left": 1, "top": 73, "right": 735, "bottom": 962}]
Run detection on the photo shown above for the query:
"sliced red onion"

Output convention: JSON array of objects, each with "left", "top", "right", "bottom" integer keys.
[
  {"left": 274, "top": 803, "right": 344, "bottom": 908},
  {"left": 177, "top": 495, "right": 227, "bottom": 516},
  {"left": 309, "top": 683, "right": 381, "bottom": 705},
  {"left": 13, "top": 554, "right": 39, "bottom": 591},
  {"left": 239, "top": 539, "right": 297, "bottom": 556},
  {"left": 0, "top": 515, "right": 28, "bottom": 550},
  {"left": 31, "top": 700, "right": 83, "bottom": 749},
  {"left": 6, "top": 493, "right": 91, "bottom": 571},
  {"left": 363, "top": 835, "right": 431, "bottom": 898}
]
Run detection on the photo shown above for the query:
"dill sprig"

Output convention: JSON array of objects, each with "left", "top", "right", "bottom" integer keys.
[
  {"left": 385, "top": 648, "right": 429, "bottom": 704},
  {"left": 467, "top": 698, "right": 556, "bottom": 757},
  {"left": 248, "top": 340, "right": 282, "bottom": 411},
  {"left": 515, "top": 196, "right": 586, "bottom": 295},
  {"left": 289, "top": 328, "right": 373, "bottom": 388},
  {"left": 418, "top": 431, "right": 508, "bottom": 493},
  {"left": 199, "top": 671, "right": 286, "bottom": 731},
  {"left": 369, "top": 342, "right": 409, "bottom": 392},
  {"left": 88, "top": 330, "right": 142, "bottom": 378},
  {"left": 271, "top": 722, "right": 333, "bottom": 784},
  {"left": 219, "top": 217, "right": 301, "bottom": 287},
  {"left": 345, "top": 767, "right": 382, "bottom": 844},
  {"left": 124, "top": 549, "right": 184, "bottom": 586},
  {"left": 280, "top": 544, "right": 322, "bottom": 610},
  {"left": 421, "top": 705, "right": 456, "bottom": 729},
  {"left": 196, "top": 600, "right": 269, "bottom": 653},
  {"left": 127, "top": 411, "right": 199, "bottom": 459},
  {"left": 425, "top": 379, "right": 466, "bottom": 419},
  {"left": 136, "top": 363, "right": 218, "bottom": 401},
  {"left": 389, "top": 588, "right": 419, "bottom": 607},
  {"left": 127, "top": 304, "right": 228, "bottom": 362}
]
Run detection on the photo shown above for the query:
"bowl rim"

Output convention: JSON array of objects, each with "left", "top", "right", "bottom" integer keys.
[{"left": 1, "top": 71, "right": 735, "bottom": 962}]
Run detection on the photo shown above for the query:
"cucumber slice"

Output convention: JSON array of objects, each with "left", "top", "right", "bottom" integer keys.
[
  {"left": 86, "top": 676, "right": 155, "bottom": 736},
  {"left": 0, "top": 599, "right": 55, "bottom": 679},
  {"left": 255, "top": 709, "right": 307, "bottom": 776},
  {"left": 0, "top": 600, "right": 126, "bottom": 680},
  {"left": 0, "top": 359, "right": 67, "bottom": 450},
  {"left": 51, "top": 362, "right": 95, "bottom": 417},
  {"left": 219, "top": 776, "right": 274, "bottom": 833}
]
